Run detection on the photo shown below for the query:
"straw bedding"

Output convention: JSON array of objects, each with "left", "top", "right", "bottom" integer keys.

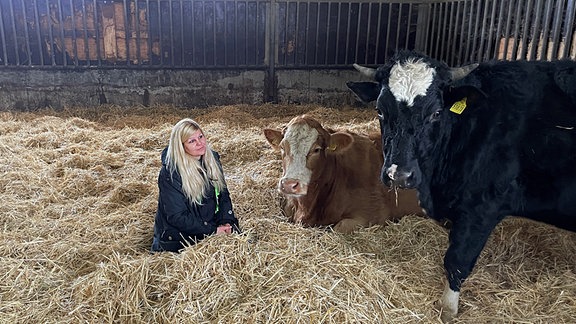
[{"left": 0, "top": 104, "right": 574, "bottom": 323}]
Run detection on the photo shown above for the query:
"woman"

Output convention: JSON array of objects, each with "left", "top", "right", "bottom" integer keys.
[{"left": 151, "top": 118, "right": 240, "bottom": 252}]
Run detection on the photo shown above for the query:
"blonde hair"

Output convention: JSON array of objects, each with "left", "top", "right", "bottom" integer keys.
[{"left": 166, "top": 118, "right": 226, "bottom": 205}]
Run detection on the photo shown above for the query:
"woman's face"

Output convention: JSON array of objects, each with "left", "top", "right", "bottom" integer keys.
[{"left": 183, "top": 129, "right": 207, "bottom": 159}]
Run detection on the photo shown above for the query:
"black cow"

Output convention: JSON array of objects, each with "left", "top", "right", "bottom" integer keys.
[{"left": 347, "top": 51, "right": 576, "bottom": 322}]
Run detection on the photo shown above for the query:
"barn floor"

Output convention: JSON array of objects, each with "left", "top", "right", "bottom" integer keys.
[{"left": 1, "top": 104, "right": 575, "bottom": 323}]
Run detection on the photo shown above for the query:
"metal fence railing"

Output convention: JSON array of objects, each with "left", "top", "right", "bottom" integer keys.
[{"left": 0, "top": 0, "right": 574, "bottom": 70}]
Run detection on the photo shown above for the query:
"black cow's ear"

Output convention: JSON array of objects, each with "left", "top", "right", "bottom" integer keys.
[
  {"left": 346, "top": 81, "right": 381, "bottom": 103},
  {"left": 443, "top": 85, "right": 487, "bottom": 108}
]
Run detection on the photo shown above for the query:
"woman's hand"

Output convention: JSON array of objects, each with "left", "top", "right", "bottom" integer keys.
[{"left": 216, "top": 223, "right": 232, "bottom": 234}]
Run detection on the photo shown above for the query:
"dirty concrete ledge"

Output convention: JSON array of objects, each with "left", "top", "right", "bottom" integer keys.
[{"left": 0, "top": 68, "right": 370, "bottom": 110}]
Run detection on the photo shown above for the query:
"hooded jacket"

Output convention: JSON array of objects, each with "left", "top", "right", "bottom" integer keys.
[{"left": 151, "top": 147, "right": 240, "bottom": 252}]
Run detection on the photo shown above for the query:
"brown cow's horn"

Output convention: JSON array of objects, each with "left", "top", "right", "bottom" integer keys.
[
  {"left": 449, "top": 63, "right": 479, "bottom": 81},
  {"left": 353, "top": 63, "right": 377, "bottom": 79}
]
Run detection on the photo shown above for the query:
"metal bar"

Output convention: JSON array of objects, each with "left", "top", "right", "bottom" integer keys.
[
  {"left": 528, "top": 0, "right": 544, "bottom": 60},
  {"left": 374, "top": 2, "right": 382, "bottom": 64},
  {"left": 385, "top": 3, "right": 392, "bottom": 59},
  {"left": 123, "top": 0, "right": 131, "bottom": 65},
  {"left": 422, "top": 2, "right": 432, "bottom": 59},
  {"left": 259, "top": 1, "right": 266, "bottom": 65},
  {"left": 267, "top": 0, "right": 277, "bottom": 101},
  {"left": 519, "top": 0, "right": 534, "bottom": 59},
  {"left": 344, "top": 2, "right": 351, "bottom": 64},
  {"left": 485, "top": 0, "right": 497, "bottom": 61},
  {"left": 502, "top": 0, "right": 515, "bottom": 60},
  {"left": 562, "top": 0, "right": 575, "bottom": 58},
  {"left": 57, "top": 0, "right": 67, "bottom": 66},
  {"left": 395, "top": 3, "right": 403, "bottom": 53},
  {"left": 464, "top": 0, "right": 475, "bottom": 62},
  {"left": 21, "top": 0, "right": 32, "bottom": 66},
  {"left": 471, "top": 0, "right": 482, "bottom": 62},
  {"left": 314, "top": 3, "right": 321, "bottom": 64},
  {"left": 20, "top": 0, "right": 32, "bottom": 66},
  {"left": 457, "top": 0, "right": 467, "bottom": 64},
  {"left": 244, "top": 1, "right": 248, "bottom": 65},
  {"left": 430, "top": 3, "right": 438, "bottom": 58},
  {"left": 443, "top": 2, "right": 451, "bottom": 61},
  {"left": 233, "top": 1, "right": 238, "bottom": 66},
  {"left": 295, "top": 1, "right": 300, "bottom": 65},
  {"left": 492, "top": 0, "right": 505, "bottom": 59},
  {"left": 68, "top": 0, "right": 78, "bottom": 66},
  {"left": 540, "top": 0, "right": 554, "bottom": 60},
  {"left": 510, "top": 0, "right": 524, "bottom": 59},
  {"left": 304, "top": 1, "right": 311, "bottom": 64},
  {"left": 446, "top": 2, "right": 455, "bottom": 65},
  {"left": 451, "top": 0, "right": 462, "bottom": 65},
  {"left": 477, "top": 0, "right": 489, "bottom": 62},
  {"left": 334, "top": 2, "right": 341, "bottom": 64},
  {"left": 0, "top": 2, "right": 8, "bottom": 66},
  {"left": 158, "top": 0, "right": 164, "bottom": 66},
  {"left": 146, "top": 0, "right": 152, "bottom": 65},
  {"left": 364, "top": 2, "right": 372, "bottom": 63},
  {"left": 9, "top": 0, "right": 21, "bottom": 65},
  {"left": 45, "top": 0, "right": 55, "bottom": 65},
  {"left": 81, "top": 0, "right": 90, "bottom": 65},
  {"left": 353, "top": 3, "right": 361, "bottom": 63},
  {"left": 210, "top": 0, "right": 215, "bottom": 66},
  {"left": 134, "top": 0, "right": 142, "bottom": 65},
  {"left": 404, "top": 3, "right": 413, "bottom": 52},
  {"left": 549, "top": 0, "right": 564, "bottom": 59},
  {"left": 191, "top": 0, "right": 197, "bottom": 65},
  {"left": 169, "top": 0, "right": 174, "bottom": 66},
  {"left": 93, "top": 0, "right": 102, "bottom": 66},
  {"left": 224, "top": 1, "right": 229, "bottom": 66},
  {"left": 325, "top": 2, "right": 332, "bottom": 64},
  {"left": 282, "top": 2, "right": 288, "bottom": 65}
]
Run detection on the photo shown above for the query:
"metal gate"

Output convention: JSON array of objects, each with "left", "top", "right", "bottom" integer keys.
[
  {"left": 2, "top": 0, "right": 574, "bottom": 69},
  {"left": 0, "top": 0, "right": 575, "bottom": 102}
]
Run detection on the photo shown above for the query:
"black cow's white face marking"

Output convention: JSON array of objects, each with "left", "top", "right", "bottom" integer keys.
[
  {"left": 377, "top": 59, "right": 438, "bottom": 188},
  {"left": 388, "top": 59, "right": 435, "bottom": 107}
]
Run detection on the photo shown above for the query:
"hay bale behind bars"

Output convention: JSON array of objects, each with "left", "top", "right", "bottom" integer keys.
[{"left": 0, "top": 105, "right": 574, "bottom": 323}]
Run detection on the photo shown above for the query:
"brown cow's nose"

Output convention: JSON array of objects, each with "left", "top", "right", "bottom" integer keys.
[{"left": 279, "top": 178, "right": 307, "bottom": 195}]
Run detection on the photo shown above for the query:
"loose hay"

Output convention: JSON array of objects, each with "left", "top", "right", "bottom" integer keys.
[{"left": 0, "top": 104, "right": 575, "bottom": 323}]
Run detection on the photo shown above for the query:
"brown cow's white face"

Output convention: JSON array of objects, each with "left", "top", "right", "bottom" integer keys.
[
  {"left": 264, "top": 116, "right": 354, "bottom": 197},
  {"left": 276, "top": 122, "right": 319, "bottom": 196}
]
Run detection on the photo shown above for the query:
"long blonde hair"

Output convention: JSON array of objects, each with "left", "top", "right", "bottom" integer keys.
[{"left": 166, "top": 118, "right": 226, "bottom": 205}]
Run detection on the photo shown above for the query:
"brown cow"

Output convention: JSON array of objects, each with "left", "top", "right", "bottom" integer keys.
[{"left": 264, "top": 115, "right": 422, "bottom": 233}]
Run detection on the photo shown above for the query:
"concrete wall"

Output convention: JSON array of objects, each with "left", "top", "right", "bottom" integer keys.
[{"left": 0, "top": 68, "right": 368, "bottom": 110}]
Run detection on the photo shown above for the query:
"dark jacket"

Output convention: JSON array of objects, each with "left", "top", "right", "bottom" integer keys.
[{"left": 151, "top": 147, "right": 240, "bottom": 252}]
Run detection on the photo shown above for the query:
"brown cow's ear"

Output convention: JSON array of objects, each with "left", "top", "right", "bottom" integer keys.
[
  {"left": 327, "top": 132, "right": 354, "bottom": 153},
  {"left": 263, "top": 128, "right": 283, "bottom": 150}
]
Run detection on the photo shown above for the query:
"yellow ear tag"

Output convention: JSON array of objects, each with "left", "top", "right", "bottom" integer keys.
[
  {"left": 327, "top": 144, "right": 337, "bottom": 151},
  {"left": 450, "top": 97, "right": 467, "bottom": 114}
]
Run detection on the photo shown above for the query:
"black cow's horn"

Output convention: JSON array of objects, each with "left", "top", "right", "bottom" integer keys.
[
  {"left": 449, "top": 63, "right": 479, "bottom": 81},
  {"left": 353, "top": 63, "right": 377, "bottom": 79}
]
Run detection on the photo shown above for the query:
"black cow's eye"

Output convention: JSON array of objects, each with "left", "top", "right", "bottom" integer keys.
[{"left": 430, "top": 109, "right": 442, "bottom": 122}]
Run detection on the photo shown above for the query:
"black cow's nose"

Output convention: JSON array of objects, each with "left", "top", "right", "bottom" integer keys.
[{"left": 386, "top": 164, "right": 413, "bottom": 188}]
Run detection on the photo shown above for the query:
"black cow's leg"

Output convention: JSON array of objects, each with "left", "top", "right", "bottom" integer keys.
[{"left": 439, "top": 218, "right": 498, "bottom": 322}]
